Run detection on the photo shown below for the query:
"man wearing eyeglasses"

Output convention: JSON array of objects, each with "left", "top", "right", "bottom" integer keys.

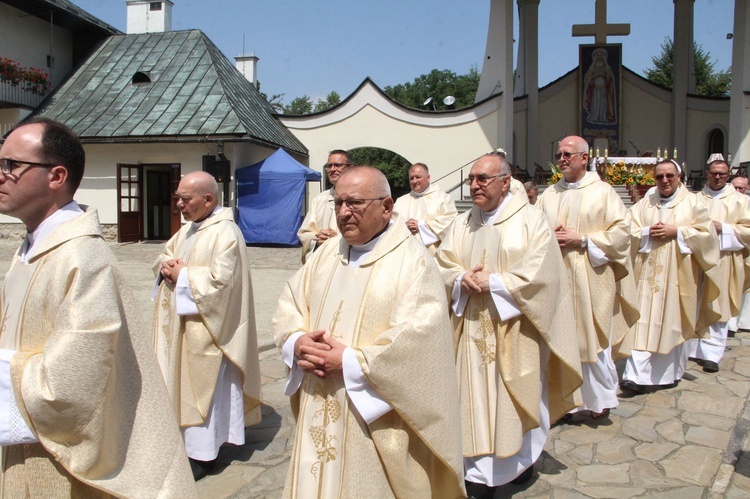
[
  {"left": 686, "top": 158, "right": 750, "bottom": 373},
  {"left": 537, "top": 136, "right": 638, "bottom": 423},
  {"left": 297, "top": 149, "right": 353, "bottom": 263},
  {"left": 0, "top": 119, "right": 197, "bottom": 497},
  {"left": 436, "top": 153, "right": 582, "bottom": 495},
  {"left": 623, "top": 159, "right": 720, "bottom": 392},
  {"left": 275, "top": 166, "right": 464, "bottom": 497},
  {"left": 392, "top": 162, "right": 457, "bottom": 253}
]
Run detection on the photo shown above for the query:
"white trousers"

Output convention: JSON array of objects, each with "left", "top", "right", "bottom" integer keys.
[
  {"left": 622, "top": 343, "right": 690, "bottom": 386},
  {"left": 728, "top": 292, "right": 750, "bottom": 331},
  {"left": 572, "top": 346, "right": 619, "bottom": 414},
  {"left": 688, "top": 321, "right": 728, "bottom": 364}
]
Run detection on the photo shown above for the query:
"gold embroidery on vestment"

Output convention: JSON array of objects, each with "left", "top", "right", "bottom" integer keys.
[{"left": 309, "top": 379, "right": 341, "bottom": 481}]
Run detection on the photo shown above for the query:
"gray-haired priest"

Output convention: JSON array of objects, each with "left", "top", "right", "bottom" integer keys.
[{"left": 274, "top": 166, "right": 465, "bottom": 498}]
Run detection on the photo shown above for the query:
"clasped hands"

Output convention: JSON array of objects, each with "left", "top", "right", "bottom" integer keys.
[
  {"left": 554, "top": 224, "right": 584, "bottom": 249},
  {"left": 649, "top": 221, "right": 678, "bottom": 240},
  {"left": 314, "top": 228, "right": 336, "bottom": 243},
  {"left": 294, "top": 330, "right": 346, "bottom": 379},
  {"left": 405, "top": 218, "right": 420, "bottom": 235},
  {"left": 160, "top": 258, "right": 186, "bottom": 285},
  {"left": 460, "top": 264, "right": 491, "bottom": 296}
]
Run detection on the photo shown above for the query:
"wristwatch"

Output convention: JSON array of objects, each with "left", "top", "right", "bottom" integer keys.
[{"left": 580, "top": 235, "right": 588, "bottom": 248}]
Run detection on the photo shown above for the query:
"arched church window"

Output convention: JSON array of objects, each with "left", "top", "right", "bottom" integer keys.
[{"left": 707, "top": 128, "right": 725, "bottom": 157}]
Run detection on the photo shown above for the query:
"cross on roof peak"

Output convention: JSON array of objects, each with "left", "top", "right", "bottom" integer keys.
[{"left": 572, "top": 0, "right": 631, "bottom": 45}]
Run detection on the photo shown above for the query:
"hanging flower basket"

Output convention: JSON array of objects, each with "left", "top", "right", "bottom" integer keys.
[{"left": 0, "top": 57, "right": 50, "bottom": 96}]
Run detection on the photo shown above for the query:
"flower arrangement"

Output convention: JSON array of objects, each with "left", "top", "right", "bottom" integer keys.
[
  {"left": 547, "top": 161, "right": 562, "bottom": 185},
  {"left": 601, "top": 161, "right": 655, "bottom": 186},
  {"left": 0, "top": 57, "right": 50, "bottom": 96}
]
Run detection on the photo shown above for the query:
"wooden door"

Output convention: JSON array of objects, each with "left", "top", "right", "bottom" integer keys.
[{"left": 117, "top": 164, "right": 143, "bottom": 242}]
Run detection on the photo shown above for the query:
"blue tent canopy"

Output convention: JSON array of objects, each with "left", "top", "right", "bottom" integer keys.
[{"left": 236, "top": 149, "right": 321, "bottom": 244}]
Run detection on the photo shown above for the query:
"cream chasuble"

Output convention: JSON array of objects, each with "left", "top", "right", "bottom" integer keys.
[
  {"left": 537, "top": 173, "right": 638, "bottom": 363},
  {"left": 436, "top": 197, "right": 582, "bottom": 459},
  {"left": 627, "top": 187, "right": 720, "bottom": 354},
  {"left": 698, "top": 185, "right": 750, "bottom": 320},
  {"left": 509, "top": 177, "right": 530, "bottom": 203},
  {"left": 274, "top": 223, "right": 464, "bottom": 499},
  {"left": 393, "top": 183, "right": 457, "bottom": 253},
  {"left": 1, "top": 208, "right": 197, "bottom": 498},
  {"left": 153, "top": 208, "right": 262, "bottom": 431},
  {"left": 297, "top": 188, "right": 338, "bottom": 263}
]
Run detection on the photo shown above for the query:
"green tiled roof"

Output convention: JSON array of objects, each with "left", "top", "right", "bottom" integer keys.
[{"left": 34, "top": 30, "right": 307, "bottom": 154}]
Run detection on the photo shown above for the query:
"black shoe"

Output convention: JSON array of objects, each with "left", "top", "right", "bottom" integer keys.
[
  {"left": 510, "top": 466, "right": 534, "bottom": 485},
  {"left": 620, "top": 380, "right": 646, "bottom": 393},
  {"left": 728, "top": 330, "right": 736, "bottom": 338},
  {"left": 552, "top": 413, "right": 574, "bottom": 426},
  {"left": 465, "top": 480, "right": 496, "bottom": 499},
  {"left": 702, "top": 360, "right": 719, "bottom": 373},
  {"left": 189, "top": 458, "right": 216, "bottom": 481},
  {"left": 688, "top": 357, "right": 704, "bottom": 365}
]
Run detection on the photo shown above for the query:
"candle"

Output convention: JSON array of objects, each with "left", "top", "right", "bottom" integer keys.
[
  {"left": 589, "top": 148, "right": 593, "bottom": 159},
  {"left": 596, "top": 147, "right": 600, "bottom": 157},
  {"left": 604, "top": 148, "right": 609, "bottom": 157},
  {"left": 673, "top": 147, "right": 677, "bottom": 160},
  {"left": 657, "top": 147, "right": 661, "bottom": 159}
]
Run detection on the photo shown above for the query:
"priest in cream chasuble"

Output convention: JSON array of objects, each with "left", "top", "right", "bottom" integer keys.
[
  {"left": 436, "top": 154, "right": 582, "bottom": 492},
  {"left": 728, "top": 175, "right": 750, "bottom": 332},
  {"left": 623, "top": 160, "right": 720, "bottom": 389},
  {"left": 393, "top": 163, "right": 457, "bottom": 253},
  {"left": 0, "top": 119, "right": 197, "bottom": 498},
  {"left": 689, "top": 159, "right": 750, "bottom": 371},
  {"left": 297, "top": 150, "right": 353, "bottom": 263},
  {"left": 274, "top": 167, "right": 464, "bottom": 498},
  {"left": 153, "top": 172, "right": 262, "bottom": 471},
  {"left": 537, "top": 136, "right": 638, "bottom": 419}
]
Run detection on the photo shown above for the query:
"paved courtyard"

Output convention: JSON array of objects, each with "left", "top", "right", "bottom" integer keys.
[{"left": 1, "top": 238, "right": 750, "bottom": 497}]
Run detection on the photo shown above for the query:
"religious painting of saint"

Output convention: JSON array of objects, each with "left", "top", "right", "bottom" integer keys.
[{"left": 580, "top": 44, "right": 622, "bottom": 153}]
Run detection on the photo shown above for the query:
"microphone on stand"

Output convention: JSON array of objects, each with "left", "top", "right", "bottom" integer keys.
[{"left": 629, "top": 140, "right": 642, "bottom": 157}]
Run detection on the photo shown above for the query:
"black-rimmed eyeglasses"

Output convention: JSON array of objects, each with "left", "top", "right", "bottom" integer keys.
[
  {"left": 329, "top": 197, "right": 386, "bottom": 212},
  {"left": 0, "top": 158, "right": 55, "bottom": 175}
]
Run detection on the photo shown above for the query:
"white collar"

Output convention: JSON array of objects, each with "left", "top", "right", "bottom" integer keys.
[
  {"left": 562, "top": 172, "right": 589, "bottom": 190},
  {"left": 21, "top": 200, "right": 84, "bottom": 263},
  {"left": 659, "top": 186, "right": 680, "bottom": 206},
  {"left": 192, "top": 205, "right": 222, "bottom": 229},
  {"left": 348, "top": 222, "right": 392, "bottom": 268},
  {"left": 706, "top": 185, "right": 729, "bottom": 198},
  {"left": 481, "top": 193, "right": 514, "bottom": 225}
]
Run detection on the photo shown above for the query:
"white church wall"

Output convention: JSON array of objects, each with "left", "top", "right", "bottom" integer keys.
[
  {"left": 620, "top": 76, "right": 672, "bottom": 157},
  {"left": 537, "top": 76, "right": 579, "bottom": 165}
]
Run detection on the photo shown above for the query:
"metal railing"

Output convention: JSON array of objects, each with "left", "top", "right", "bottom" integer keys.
[{"left": 0, "top": 81, "right": 46, "bottom": 109}]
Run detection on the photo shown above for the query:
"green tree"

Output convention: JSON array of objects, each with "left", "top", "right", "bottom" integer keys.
[
  {"left": 257, "top": 80, "right": 285, "bottom": 113},
  {"left": 383, "top": 66, "right": 480, "bottom": 110},
  {"left": 313, "top": 91, "right": 342, "bottom": 112},
  {"left": 645, "top": 38, "right": 731, "bottom": 98},
  {"left": 284, "top": 95, "right": 314, "bottom": 115},
  {"left": 348, "top": 148, "right": 411, "bottom": 199}
]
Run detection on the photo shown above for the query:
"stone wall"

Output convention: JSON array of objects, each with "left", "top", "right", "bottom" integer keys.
[{"left": 0, "top": 223, "right": 119, "bottom": 242}]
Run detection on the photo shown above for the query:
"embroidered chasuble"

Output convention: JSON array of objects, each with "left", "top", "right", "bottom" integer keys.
[
  {"left": 436, "top": 197, "right": 582, "bottom": 458},
  {"left": 698, "top": 185, "right": 750, "bottom": 320},
  {"left": 274, "top": 223, "right": 465, "bottom": 498},
  {"left": 1, "top": 209, "right": 197, "bottom": 498},
  {"left": 627, "top": 188, "right": 721, "bottom": 353},
  {"left": 393, "top": 183, "right": 458, "bottom": 253},
  {"left": 297, "top": 188, "right": 338, "bottom": 263},
  {"left": 153, "top": 208, "right": 262, "bottom": 430},
  {"left": 537, "top": 172, "right": 639, "bottom": 363}
]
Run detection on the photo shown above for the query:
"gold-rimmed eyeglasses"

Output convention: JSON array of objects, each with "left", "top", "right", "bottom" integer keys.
[
  {"left": 464, "top": 173, "right": 507, "bottom": 187},
  {"left": 324, "top": 163, "right": 352, "bottom": 171},
  {"left": 329, "top": 197, "right": 386, "bottom": 212},
  {"left": 554, "top": 151, "right": 585, "bottom": 161}
]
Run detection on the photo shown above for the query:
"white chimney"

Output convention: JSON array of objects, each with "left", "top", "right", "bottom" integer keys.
[
  {"left": 235, "top": 53, "right": 259, "bottom": 88},
  {"left": 126, "top": 0, "right": 173, "bottom": 34}
]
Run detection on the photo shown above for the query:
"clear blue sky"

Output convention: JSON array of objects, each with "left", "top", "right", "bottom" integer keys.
[{"left": 72, "top": 0, "right": 734, "bottom": 105}]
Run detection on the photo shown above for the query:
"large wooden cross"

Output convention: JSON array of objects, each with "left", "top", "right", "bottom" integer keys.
[{"left": 572, "top": 0, "right": 630, "bottom": 44}]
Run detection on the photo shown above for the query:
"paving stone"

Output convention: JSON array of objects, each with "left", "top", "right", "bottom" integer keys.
[
  {"left": 628, "top": 459, "right": 689, "bottom": 488},
  {"left": 656, "top": 418, "right": 686, "bottom": 444},
  {"left": 678, "top": 391, "right": 745, "bottom": 418},
  {"left": 685, "top": 426, "right": 731, "bottom": 450},
  {"left": 568, "top": 443, "right": 594, "bottom": 465},
  {"left": 197, "top": 464, "right": 252, "bottom": 498},
  {"left": 661, "top": 446, "right": 723, "bottom": 485},
  {"left": 645, "top": 391, "right": 677, "bottom": 408},
  {"left": 553, "top": 439, "right": 575, "bottom": 457},
  {"left": 719, "top": 379, "right": 750, "bottom": 398},
  {"left": 727, "top": 472, "right": 750, "bottom": 495},
  {"left": 681, "top": 412, "right": 736, "bottom": 431},
  {"left": 557, "top": 418, "right": 620, "bottom": 445},
  {"left": 640, "top": 486, "right": 706, "bottom": 498},
  {"left": 621, "top": 415, "right": 658, "bottom": 443},
  {"left": 639, "top": 405, "right": 680, "bottom": 422},
  {"left": 594, "top": 438, "right": 636, "bottom": 464},
  {"left": 259, "top": 357, "right": 289, "bottom": 380},
  {"left": 611, "top": 400, "right": 642, "bottom": 418},
  {"left": 711, "top": 463, "right": 735, "bottom": 496},
  {"left": 576, "top": 463, "right": 629, "bottom": 484},
  {"left": 573, "top": 485, "right": 645, "bottom": 498},
  {"left": 634, "top": 441, "right": 679, "bottom": 461},
  {"left": 733, "top": 358, "right": 750, "bottom": 377}
]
